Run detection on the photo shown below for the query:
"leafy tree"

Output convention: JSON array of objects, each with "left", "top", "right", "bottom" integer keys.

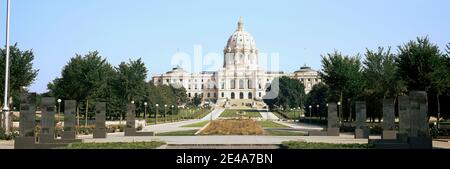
[
  {"left": 110, "top": 58, "right": 148, "bottom": 117},
  {"left": 190, "top": 94, "right": 203, "bottom": 107},
  {"left": 320, "top": 51, "right": 364, "bottom": 121},
  {"left": 396, "top": 37, "right": 441, "bottom": 91},
  {"left": 304, "top": 83, "right": 330, "bottom": 118},
  {"left": 47, "top": 51, "right": 115, "bottom": 122},
  {"left": 362, "top": 47, "right": 406, "bottom": 121},
  {"left": 429, "top": 43, "right": 450, "bottom": 120},
  {"left": 0, "top": 44, "right": 39, "bottom": 109},
  {"left": 396, "top": 36, "right": 444, "bottom": 117},
  {"left": 263, "top": 76, "right": 306, "bottom": 110}
]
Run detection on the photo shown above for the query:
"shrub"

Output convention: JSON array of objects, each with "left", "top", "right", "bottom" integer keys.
[
  {"left": 136, "top": 124, "right": 143, "bottom": 131},
  {"left": 76, "top": 125, "right": 95, "bottom": 135},
  {"left": 0, "top": 128, "right": 19, "bottom": 140},
  {"left": 369, "top": 125, "right": 383, "bottom": 135}
]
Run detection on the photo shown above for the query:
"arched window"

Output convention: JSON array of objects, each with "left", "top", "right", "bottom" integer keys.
[
  {"left": 239, "top": 92, "right": 244, "bottom": 99},
  {"left": 231, "top": 92, "right": 235, "bottom": 99},
  {"left": 259, "top": 92, "right": 262, "bottom": 97},
  {"left": 188, "top": 93, "right": 191, "bottom": 97},
  {"left": 207, "top": 93, "right": 211, "bottom": 98},
  {"left": 248, "top": 92, "right": 253, "bottom": 99},
  {"left": 230, "top": 79, "right": 236, "bottom": 89},
  {"left": 221, "top": 92, "right": 224, "bottom": 98},
  {"left": 248, "top": 79, "right": 253, "bottom": 89}
]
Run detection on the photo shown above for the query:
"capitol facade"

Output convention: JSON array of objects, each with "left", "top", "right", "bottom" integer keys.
[{"left": 152, "top": 17, "right": 321, "bottom": 105}]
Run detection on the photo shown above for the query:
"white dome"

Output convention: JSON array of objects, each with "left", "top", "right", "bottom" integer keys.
[{"left": 224, "top": 17, "right": 257, "bottom": 53}]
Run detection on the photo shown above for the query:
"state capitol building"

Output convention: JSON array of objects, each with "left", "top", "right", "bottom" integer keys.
[{"left": 152, "top": 17, "right": 321, "bottom": 106}]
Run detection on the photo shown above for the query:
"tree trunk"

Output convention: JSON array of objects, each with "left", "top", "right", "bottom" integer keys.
[
  {"left": 437, "top": 94, "right": 441, "bottom": 129},
  {"left": 76, "top": 105, "right": 80, "bottom": 126},
  {"left": 85, "top": 99, "right": 88, "bottom": 126}
]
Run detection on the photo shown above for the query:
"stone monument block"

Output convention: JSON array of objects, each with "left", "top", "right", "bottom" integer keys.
[
  {"left": 124, "top": 103, "right": 137, "bottom": 136},
  {"left": 39, "top": 97, "right": 56, "bottom": 143},
  {"left": 382, "top": 99, "right": 397, "bottom": 139},
  {"left": 408, "top": 91, "right": 431, "bottom": 149},
  {"left": 93, "top": 102, "right": 107, "bottom": 138},
  {"left": 355, "top": 101, "right": 369, "bottom": 139},
  {"left": 62, "top": 100, "right": 77, "bottom": 140},
  {"left": 409, "top": 91, "right": 429, "bottom": 137},
  {"left": 327, "top": 103, "right": 339, "bottom": 136},
  {"left": 398, "top": 96, "right": 410, "bottom": 142},
  {"left": 14, "top": 93, "right": 37, "bottom": 149},
  {"left": 382, "top": 99, "right": 396, "bottom": 130}
]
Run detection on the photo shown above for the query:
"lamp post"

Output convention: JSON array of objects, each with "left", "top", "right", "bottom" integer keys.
[
  {"left": 57, "top": 99, "right": 62, "bottom": 124},
  {"left": 164, "top": 104, "right": 167, "bottom": 123},
  {"left": 155, "top": 104, "right": 159, "bottom": 125},
  {"left": 309, "top": 105, "right": 312, "bottom": 124},
  {"left": 144, "top": 102, "right": 147, "bottom": 121},
  {"left": 2, "top": 0, "right": 11, "bottom": 133},
  {"left": 337, "top": 102, "right": 341, "bottom": 126},
  {"left": 317, "top": 105, "right": 320, "bottom": 120},
  {"left": 171, "top": 105, "right": 174, "bottom": 122}
]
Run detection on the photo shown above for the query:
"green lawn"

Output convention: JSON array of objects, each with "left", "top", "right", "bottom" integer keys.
[
  {"left": 264, "top": 130, "right": 307, "bottom": 136},
  {"left": 181, "top": 121, "right": 210, "bottom": 127},
  {"left": 281, "top": 141, "right": 375, "bottom": 149},
  {"left": 258, "top": 121, "right": 290, "bottom": 128},
  {"left": 155, "top": 130, "right": 198, "bottom": 136},
  {"left": 220, "top": 110, "right": 262, "bottom": 118},
  {"left": 64, "top": 141, "right": 166, "bottom": 149}
]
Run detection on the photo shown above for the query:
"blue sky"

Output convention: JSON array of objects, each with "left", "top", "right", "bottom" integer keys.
[{"left": 0, "top": 0, "right": 449, "bottom": 93}]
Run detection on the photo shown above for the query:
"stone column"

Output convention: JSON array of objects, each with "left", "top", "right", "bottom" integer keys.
[
  {"left": 62, "top": 100, "right": 77, "bottom": 140},
  {"left": 408, "top": 91, "right": 431, "bottom": 149},
  {"left": 93, "top": 102, "right": 106, "bottom": 138},
  {"left": 124, "top": 103, "right": 136, "bottom": 136},
  {"left": 382, "top": 99, "right": 397, "bottom": 139},
  {"left": 327, "top": 103, "right": 339, "bottom": 136},
  {"left": 398, "top": 95, "right": 410, "bottom": 142},
  {"left": 14, "top": 92, "right": 37, "bottom": 149},
  {"left": 355, "top": 101, "right": 369, "bottom": 139},
  {"left": 39, "top": 97, "right": 56, "bottom": 143}
]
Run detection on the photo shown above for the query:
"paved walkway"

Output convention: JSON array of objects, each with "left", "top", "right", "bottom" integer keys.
[
  {"left": 82, "top": 134, "right": 369, "bottom": 145},
  {"left": 273, "top": 121, "right": 324, "bottom": 131},
  {"left": 201, "top": 108, "right": 225, "bottom": 121},
  {"left": 141, "top": 108, "right": 225, "bottom": 133},
  {"left": 259, "top": 111, "right": 280, "bottom": 120}
]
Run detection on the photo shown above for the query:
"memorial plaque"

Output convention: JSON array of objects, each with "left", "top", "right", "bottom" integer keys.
[
  {"left": 93, "top": 102, "right": 107, "bottom": 138},
  {"left": 327, "top": 103, "right": 339, "bottom": 136},
  {"left": 14, "top": 93, "right": 37, "bottom": 149},
  {"left": 124, "top": 103, "right": 136, "bottom": 136},
  {"left": 62, "top": 100, "right": 77, "bottom": 140},
  {"left": 40, "top": 97, "right": 56, "bottom": 143}
]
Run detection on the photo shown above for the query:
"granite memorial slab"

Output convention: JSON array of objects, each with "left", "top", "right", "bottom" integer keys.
[
  {"left": 382, "top": 99, "right": 397, "bottom": 139},
  {"left": 327, "top": 103, "right": 339, "bottom": 136},
  {"left": 93, "top": 102, "right": 107, "bottom": 138},
  {"left": 39, "top": 97, "right": 56, "bottom": 143},
  {"left": 62, "top": 100, "right": 77, "bottom": 140},
  {"left": 14, "top": 93, "right": 37, "bottom": 149},
  {"left": 355, "top": 101, "right": 369, "bottom": 139}
]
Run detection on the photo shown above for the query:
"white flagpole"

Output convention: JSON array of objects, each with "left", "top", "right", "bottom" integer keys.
[{"left": 2, "top": 0, "right": 11, "bottom": 134}]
